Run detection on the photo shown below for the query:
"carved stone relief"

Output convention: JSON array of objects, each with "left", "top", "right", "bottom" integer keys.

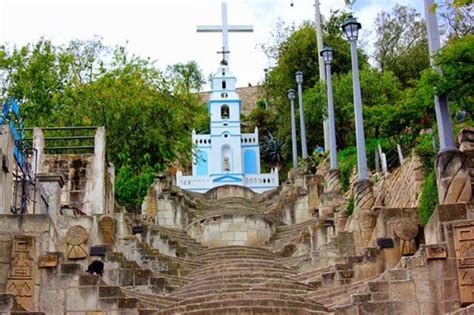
[
  {"left": 394, "top": 219, "right": 419, "bottom": 256},
  {"left": 98, "top": 215, "right": 116, "bottom": 246},
  {"left": 453, "top": 222, "right": 474, "bottom": 305},
  {"left": 5, "top": 235, "right": 35, "bottom": 311},
  {"left": 65, "top": 225, "right": 88, "bottom": 259}
]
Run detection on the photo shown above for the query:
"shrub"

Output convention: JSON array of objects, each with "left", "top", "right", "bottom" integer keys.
[{"left": 419, "top": 170, "right": 439, "bottom": 225}]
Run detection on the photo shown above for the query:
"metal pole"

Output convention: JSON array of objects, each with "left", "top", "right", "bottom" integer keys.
[
  {"left": 350, "top": 39, "right": 369, "bottom": 181},
  {"left": 297, "top": 80, "right": 308, "bottom": 159},
  {"left": 290, "top": 98, "right": 298, "bottom": 168},
  {"left": 424, "top": 0, "right": 456, "bottom": 151},
  {"left": 314, "top": 0, "right": 329, "bottom": 152},
  {"left": 325, "top": 63, "right": 338, "bottom": 170}
]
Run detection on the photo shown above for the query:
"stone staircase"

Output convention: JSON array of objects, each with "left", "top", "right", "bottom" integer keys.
[{"left": 158, "top": 246, "right": 329, "bottom": 314}]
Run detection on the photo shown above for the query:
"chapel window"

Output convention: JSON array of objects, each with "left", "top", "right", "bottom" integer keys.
[{"left": 221, "top": 105, "right": 230, "bottom": 119}]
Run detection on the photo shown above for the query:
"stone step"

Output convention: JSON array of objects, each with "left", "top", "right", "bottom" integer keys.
[
  {"left": 198, "top": 245, "right": 275, "bottom": 255},
  {"left": 187, "top": 272, "right": 300, "bottom": 284},
  {"left": 292, "top": 266, "right": 334, "bottom": 282},
  {"left": 173, "top": 277, "right": 315, "bottom": 296},
  {"left": 170, "top": 291, "right": 318, "bottom": 307},
  {"left": 172, "top": 286, "right": 314, "bottom": 299},
  {"left": 384, "top": 268, "right": 409, "bottom": 281},
  {"left": 160, "top": 297, "right": 329, "bottom": 314},
  {"left": 189, "top": 269, "right": 296, "bottom": 281}
]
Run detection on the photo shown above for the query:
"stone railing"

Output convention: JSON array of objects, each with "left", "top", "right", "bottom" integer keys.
[
  {"left": 241, "top": 133, "right": 258, "bottom": 145},
  {"left": 193, "top": 134, "right": 211, "bottom": 146},
  {"left": 176, "top": 173, "right": 213, "bottom": 190},
  {"left": 243, "top": 173, "right": 278, "bottom": 187}
]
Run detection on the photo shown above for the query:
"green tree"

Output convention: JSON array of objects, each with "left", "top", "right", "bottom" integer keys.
[
  {"left": 0, "top": 39, "right": 208, "bottom": 210},
  {"left": 374, "top": 4, "right": 430, "bottom": 86}
]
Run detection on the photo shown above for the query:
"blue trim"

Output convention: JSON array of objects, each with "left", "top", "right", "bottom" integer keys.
[
  {"left": 210, "top": 134, "right": 241, "bottom": 138},
  {"left": 211, "top": 120, "right": 240, "bottom": 123},
  {"left": 244, "top": 150, "right": 257, "bottom": 174},
  {"left": 209, "top": 100, "right": 241, "bottom": 104},
  {"left": 241, "top": 144, "right": 259, "bottom": 147},
  {"left": 212, "top": 76, "right": 236, "bottom": 80},
  {"left": 195, "top": 145, "right": 211, "bottom": 148},
  {"left": 213, "top": 175, "right": 243, "bottom": 183},
  {"left": 210, "top": 173, "right": 244, "bottom": 177},
  {"left": 210, "top": 89, "right": 236, "bottom": 93}
]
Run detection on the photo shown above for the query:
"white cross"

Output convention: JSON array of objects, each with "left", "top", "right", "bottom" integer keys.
[{"left": 197, "top": 2, "right": 253, "bottom": 64}]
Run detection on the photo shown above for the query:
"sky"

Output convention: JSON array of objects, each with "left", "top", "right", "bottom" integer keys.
[{"left": 0, "top": 0, "right": 424, "bottom": 89}]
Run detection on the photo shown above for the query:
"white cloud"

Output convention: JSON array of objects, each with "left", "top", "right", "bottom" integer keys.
[{"left": 1, "top": 0, "right": 425, "bottom": 89}]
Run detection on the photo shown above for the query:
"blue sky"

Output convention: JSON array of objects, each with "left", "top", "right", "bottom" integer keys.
[{"left": 0, "top": 0, "right": 429, "bottom": 88}]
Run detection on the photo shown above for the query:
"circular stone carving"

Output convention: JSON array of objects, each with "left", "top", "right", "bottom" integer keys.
[
  {"left": 66, "top": 225, "right": 88, "bottom": 246},
  {"left": 394, "top": 219, "right": 419, "bottom": 240}
]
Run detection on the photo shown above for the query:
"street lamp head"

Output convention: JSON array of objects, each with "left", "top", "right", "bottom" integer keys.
[
  {"left": 342, "top": 15, "right": 361, "bottom": 41},
  {"left": 295, "top": 71, "right": 303, "bottom": 84},
  {"left": 288, "top": 89, "right": 295, "bottom": 100},
  {"left": 320, "top": 45, "right": 334, "bottom": 65}
]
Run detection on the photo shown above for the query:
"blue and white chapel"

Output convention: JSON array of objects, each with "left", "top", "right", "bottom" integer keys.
[{"left": 176, "top": 2, "right": 279, "bottom": 193}]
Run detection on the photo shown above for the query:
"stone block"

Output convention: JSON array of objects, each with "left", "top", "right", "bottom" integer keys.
[
  {"left": 39, "top": 289, "right": 65, "bottom": 314},
  {"left": 234, "top": 232, "right": 248, "bottom": 241},
  {"left": 118, "top": 297, "right": 138, "bottom": 309},
  {"left": 437, "top": 203, "right": 467, "bottom": 222},
  {"left": 0, "top": 237, "right": 11, "bottom": 264},
  {"left": 358, "top": 302, "right": 392, "bottom": 314},
  {"left": 390, "top": 280, "right": 416, "bottom": 301},
  {"left": 444, "top": 279, "right": 461, "bottom": 302},
  {"left": 79, "top": 274, "right": 101, "bottom": 286},
  {"left": 419, "top": 302, "right": 441, "bottom": 314},
  {"left": 368, "top": 281, "right": 389, "bottom": 293},
  {"left": 387, "top": 269, "right": 409, "bottom": 281},
  {"left": 97, "top": 298, "right": 117, "bottom": 310},
  {"left": 372, "top": 292, "right": 389, "bottom": 301},
  {"left": 38, "top": 254, "right": 59, "bottom": 268},
  {"left": 388, "top": 302, "right": 420, "bottom": 314},
  {"left": 221, "top": 232, "right": 235, "bottom": 241},
  {"left": 119, "top": 269, "right": 134, "bottom": 286},
  {"left": 414, "top": 280, "right": 442, "bottom": 302},
  {"left": 351, "top": 293, "right": 371, "bottom": 303},
  {"left": 61, "top": 263, "right": 82, "bottom": 275},
  {"left": 134, "top": 269, "right": 152, "bottom": 285},
  {"left": 66, "top": 287, "right": 98, "bottom": 311},
  {"left": 99, "top": 286, "right": 123, "bottom": 298},
  {"left": 0, "top": 294, "right": 15, "bottom": 311},
  {"left": 0, "top": 263, "right": 9, "bottom": 284},
  {"left": 426, "top": 244, "right": 448, "bottom": 259}
]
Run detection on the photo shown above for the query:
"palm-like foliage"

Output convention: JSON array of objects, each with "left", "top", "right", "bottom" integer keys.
[{"left": 261, "top": 133, "right": 284, "bottom": 167}]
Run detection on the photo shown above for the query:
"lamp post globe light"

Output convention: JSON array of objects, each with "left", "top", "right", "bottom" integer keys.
[
  {"left": 288, "top": 89, "right": 298, "bottom": 169},
  {"left": 295, "top": 71, "right": 308, "bottom": 159},
  {"left": 341, "top": 15, "right": 368, "bottom": 181},
  {"left": 320, "top": 45, "right": 338, "bottom": 171}
]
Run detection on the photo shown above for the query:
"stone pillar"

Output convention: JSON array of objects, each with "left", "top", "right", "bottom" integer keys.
[
  {"left": 90, "top": 127, "right": 106, "bottom": 215},
  {"left": 354, "top": 179, "right": 375, "bottom": 246},
  {"left": 436, "top": 149, "right": 471, "bottom": 204},
  {"left": 36, "top": 173, "right": 64, "bottom": 218},
  {"left": 424, "top": 0, "right": 471, "bottom": 205},
  {"left": 325, "top": 169, "right": 341, "bottom": 193},
  {"left": 32, "top": 128, "right": 44, "bottom": 174},
  {"left": 0, "top": 125, "right": 15, "bottom": 214}
]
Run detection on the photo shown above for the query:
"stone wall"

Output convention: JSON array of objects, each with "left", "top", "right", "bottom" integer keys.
[
  {"left": 0, "top": 125, "right": 15, "bottom": 215},
  {"left": 0, "top": 215, "right": 58, "bottom": 310},
  {"left": 187, "top": 214, "right": 275, "bottom": 247},
  {"left": 374, "top": 154, "right": 424, "bottom": 208},
  {"left": 34, "top": 127, "right": 115, "bottom": 215},
  {"left": 205, "top": 185, "right": 256, "bottom": 200}
]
